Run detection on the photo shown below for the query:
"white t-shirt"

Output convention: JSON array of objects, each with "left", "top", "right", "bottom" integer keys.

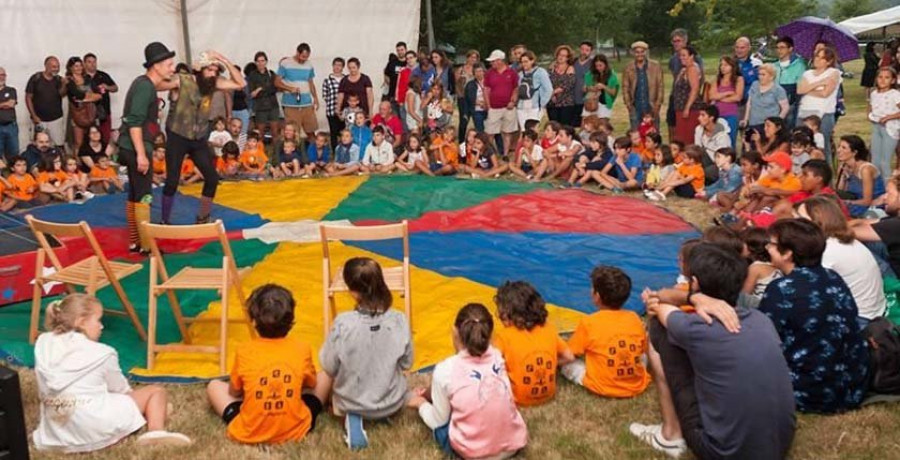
[
  {"left": 208, "top": 130, "right": 233, "bottom": 157},
  {"left": 821, "top": 237, "right": 887, "bottom": 320},
  {"left": 868, "top": 88, "right": 900, "bottom": 139},
  {"left": 798, "top": 68, "right": 842, "bottom": 116},
  {"left": 521, "top": 144, "right": 544, "bottom": 164},
  {"left": 363, "top": 141, "right": 396, "bottom": 166},
  {"left": 405, "top": 148, "right": 426, "bottom": 166}
]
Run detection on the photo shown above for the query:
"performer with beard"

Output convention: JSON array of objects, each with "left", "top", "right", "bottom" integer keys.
[{"left": 158, "top": 50, "right": 245, "bottom": 224}]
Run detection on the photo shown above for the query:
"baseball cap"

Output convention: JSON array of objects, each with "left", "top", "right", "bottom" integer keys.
[
  {"left": 764, "top": 151, "right": 792, "bottom": 172},
  {"left": 486, "top": 50, "right": 506, "bottom": 62}
]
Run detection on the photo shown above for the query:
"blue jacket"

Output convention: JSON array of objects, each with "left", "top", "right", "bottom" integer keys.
[
  {"left": 306, "top": 143, "right": 331, "bottom": 163},
  {"left": 705, "top": 164, "right": 743, "bottom": 196},
  {"left": 351, "top": 125, "right": 372, "bottom": 155},
  {"left": 738, "top": 55, "right": 763, "bottom": 101},
  {"left": 517, "top": 67, "right": 553, "bottom": 110}
]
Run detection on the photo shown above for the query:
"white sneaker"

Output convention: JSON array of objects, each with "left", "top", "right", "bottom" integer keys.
[
  {"left": 653, "top": 191, "right": 667, "bottom": 201},
  {"left": 629, "top": 423, "right": 686, "bottom": 458},
  {"left": 135, "top": 430, "right": 192, "bottom": 447}
]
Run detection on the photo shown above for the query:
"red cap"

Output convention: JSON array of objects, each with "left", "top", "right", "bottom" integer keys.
[{"left": 764, "top": 151, "right": 792, "bottom": 172}]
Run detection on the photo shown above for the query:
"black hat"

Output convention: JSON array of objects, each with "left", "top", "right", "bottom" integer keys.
[{"left": 143, "top": 42, "right": 176, "bottom": 69}]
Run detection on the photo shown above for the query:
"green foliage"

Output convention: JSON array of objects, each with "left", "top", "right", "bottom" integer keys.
[{"left": 831, "top": 0, "right": 877, "bottom": 22}]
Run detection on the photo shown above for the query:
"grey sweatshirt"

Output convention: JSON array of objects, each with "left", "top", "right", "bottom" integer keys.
[{"left": 319, "top": 309, "right": 413, "bottom": 419}]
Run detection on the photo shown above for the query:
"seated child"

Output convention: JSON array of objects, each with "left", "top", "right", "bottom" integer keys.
[
  {"left": 561, "top": 266, "right": 651, "bottom": 398},
  {"left": 669, "top": 140, "right": 685, "bottom": 165},
  {"left": 510, "top": 119, "right": 540, "bottom": 158},
  {"left": 180, "top": 157, "right": 203, "bottom": 185},
  {"left": 540, "top": 121, "right": 560, "bottom": 152},
  {"left": 803, "top": 114, "right": 826, "bottom": 151},
  {"left": 740, "top": 227, "right": 782, "bottom": 308},
  {"left": 628, "top": 129, "right": 651, "bottom": 165},
  {"left": 326, "top": 129, "right": 361, "bottom": 177},
  {"left": 545, "top": 125, "right": 584, "bottom": 180},
  {"left": 3, "top": 156, "right": 39, "bottom": 209},
  {"left": 318, "top": 257, "right": 412, "bottom": 450},
  {"left": 643, "top": 131, "right": 663, "bottom": 167},
  {"left": 458, "top": 128, "right": 477, "bottom": 162},
  {"left": 361, "top": 125, "right": 396, "bottom": 174},
  {"left": 647, "top": 145, "right": 705, "bottom": 201},
  {"left": 239, "top": 132, "right": 269, "bottom": 178},
  {"left": 510, "top": 130, "right": 548, "bottom": 181},
  {"left": 278, "top": 139, "right": 303, "bottom": 177},
  {"left": 714, "top": 150, "right": 766, "bottom": 212},
  {"left": 207, "top": 116, "right": 233, "bottom": 157},
  {"left": 570, "top": 132, "right": 612, "bottom": 187},
  {"left": 579, "top": 115, "right": 600, "bottom": 145},
  {"left": 151, "top": 144, "right": 167, "bottom": 185},
  {"left": 407, "top": 303, "right": 527, "bottom": 459},
  {"left": 350, "top": 111, "right": 373, "bottom": 151},
  {"left": 459, "top": 132, "right": 508, "bottom": 178},
  {"left": 216, "top": 141, "right": 241, "bottom": 179},
  {"left": 342, "top": 93, "right": 364, "bottom": 127},
  {"left": 643, "top": 144, "right": 675, "bottom": 191},
  {"left": 492, "top": 281, "right": 574, "bottom": 406},
  {"left": 738, "top": 151, "right": 801, "bottom": 215},
  {"left": 89, "top": 154, "right": 124, "bottom": 194},
  {"left": 789, "top": 133, "right": 813, "bottom": 175},
  {"left": 587, "top": 136, "right": 643, "bottom": 191},
  {"left": 33, "top": 294, "right": 190, "bottom": 452},
  {"left": 638, "top": 112, "right": 657, "bottom": 141},
  {"left": 63, "top": 156, "right": 91, "bottom": 200},
  {"left": 396, "top": 133, "right": 433, "bottom": 175},
  {"left": 428, "top": 127, "right": 460, "bottom": 176},
  {"left": 306, "top": 131, "right": 331, "bottom": 175},
  {"left": 699, "top": 147, "right": 742, "bottom": 202},
  {"left": 37, "top": 156, "right": 74, "bottom": 202},
  {"left": 206, "top": 284, "right": 322, "bottom": 444}
]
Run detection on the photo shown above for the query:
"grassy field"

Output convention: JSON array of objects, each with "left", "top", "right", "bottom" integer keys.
[{"left": 14, "top": 58, "right": 900, "bottom": 460}]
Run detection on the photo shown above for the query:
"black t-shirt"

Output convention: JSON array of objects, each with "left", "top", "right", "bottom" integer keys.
[
  {"left": 873, "top": 217, "right": 900, "bottom": 276},
  {"left": 233, "top": 87, "right": 248, "bottom": 111},
  {"left": 383, "top": 53, "right": 404, "bottom": 100},
  {"left": 88, "top": 70, "right": 116, "bottom": 118},
  {"left": 0, "top": 86, "right": 17, "bottom": 124},
  {"left": 338, "top": 74, "right": 373, "bottom": 114},
  {"left": 25, "top": 73, "right": 64, "bottom": 121},
  {"left": 77, "top": 141, "right": 107, "bottom": 172}
]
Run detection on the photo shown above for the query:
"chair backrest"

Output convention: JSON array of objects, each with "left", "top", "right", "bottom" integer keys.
[
  {"left": 26, "top": 214, "right": 109, "bottom": 273},
  {"left": 143, "top": 220, "right": 241, "bottom": 287},
  {"left": 319, "top": 221, "right": 409, "bottom": 262}
]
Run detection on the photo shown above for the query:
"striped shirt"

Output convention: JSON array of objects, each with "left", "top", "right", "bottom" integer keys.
[{"left": 277, "top": 58, "right": 316, "bottom": 108}]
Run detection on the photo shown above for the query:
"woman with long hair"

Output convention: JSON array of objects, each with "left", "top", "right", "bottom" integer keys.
[
  {"left": 708, "top": 56, "right": 744, "bottom": 147},
  {"left": 582, "top": 54, "right": 620, "bottom": 122},
  {"left": 671, "top": 46, "right": 702, "bottom": 145},
  {"left": 65, "top": 56, "right": 102, "bottom": 154},
  {"left": 547, "top": 45, "right": 578, "bottom": 127}
]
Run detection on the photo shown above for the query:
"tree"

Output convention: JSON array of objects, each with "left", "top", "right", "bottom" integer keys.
[
  {"left": 670, "top": 0, "right": 816, "bottom": 50},
  {"left": 831, "top": 0, "right": 876, "bottom": 22}
]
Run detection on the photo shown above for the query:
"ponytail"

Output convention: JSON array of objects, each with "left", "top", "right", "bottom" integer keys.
[
  {"left": 454, "top": 303, "right": 494, "bottom": 357},
  {"left": 44, "top": 293, "right": 100, "bottom": 334}
]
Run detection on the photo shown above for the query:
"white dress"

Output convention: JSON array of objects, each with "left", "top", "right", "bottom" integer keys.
[{"left": 33, "top": 331, "right": 145, "bottom": 453}]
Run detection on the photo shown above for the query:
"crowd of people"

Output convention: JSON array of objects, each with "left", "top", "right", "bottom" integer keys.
[{"left": 9, "top": 26, "right": 900, "bottom": 460}]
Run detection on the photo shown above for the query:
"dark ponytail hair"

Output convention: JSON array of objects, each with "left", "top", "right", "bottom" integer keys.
[
  {"left": 454, "top": 303, "right": 494, "bottom": 357},
  {"left": 343, "top": 257, "right": 393, "bottom": 315}
]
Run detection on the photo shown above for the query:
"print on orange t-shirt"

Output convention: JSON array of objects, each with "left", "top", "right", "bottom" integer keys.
[
  {"left": 240, "top": 146, "right": 268, "bottom": 173},
  {"left": 677, "top": 163, "right": 705, "bottom": 192},
  {"left": 37, "top": 171, "right": 67, "bottom": 185},
  {"left": 493, "top": 322, "right": 570, "bottom": 406},
  {"left": 567, "top": 310, "right": 651, "bottom": 398},
  {"left": 228, "top": 337, "right": 318, "bottom": 444},
  {"left": 7, "top": 173, "right": 37, "bottom": 200}
]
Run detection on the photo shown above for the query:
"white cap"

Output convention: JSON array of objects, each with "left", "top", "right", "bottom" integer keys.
[{"left": 486, "top": 49, "right": 506, "bottom": 62}]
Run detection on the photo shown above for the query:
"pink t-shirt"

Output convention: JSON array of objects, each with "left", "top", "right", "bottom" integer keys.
[{"left": 484, "top": 67, "right": 518, "bottom": 109}]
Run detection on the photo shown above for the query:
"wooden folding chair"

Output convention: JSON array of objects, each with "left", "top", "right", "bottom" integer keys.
[
  {"left": 25, "top": 215, "right": 147, "bottom": 344},
  {"left": 320, "top": 220, "right": 411, "bottom": 337},
  {"left": 143, "top": 220, "right": 254, "bottom": 374}
]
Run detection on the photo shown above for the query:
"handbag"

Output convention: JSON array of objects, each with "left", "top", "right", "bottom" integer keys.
[{"left": 71, "top": 101, "right": 97, "bottom": 128}]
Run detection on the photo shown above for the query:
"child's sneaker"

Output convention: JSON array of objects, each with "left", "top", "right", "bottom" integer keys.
[
  {"left": 628, "top": 423, "right": 686, "bottom": 458},
  {"left": 345, "top": 413, "right": 368, "bottom": 450},
  {"left": 612, "top": 186, "right": 624, "bottom": 194},
  {"left": 135, "top": 430, "right": 192, "bottom": 447}
]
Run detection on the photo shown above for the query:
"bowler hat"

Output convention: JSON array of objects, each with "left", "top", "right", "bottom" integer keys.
[{"left": 143, "top": 42, "right": 175, "bottom": 69}]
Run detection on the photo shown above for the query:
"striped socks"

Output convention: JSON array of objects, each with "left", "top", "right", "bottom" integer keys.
[
  {"left": 134, "top": 202, "right": 151, "bottom": 251},
  {"left": 197, "top": 196, "right": 212, "bottom": 223},
  {"left": 126, "top": 201, "right": 138, "bottom": 247}
]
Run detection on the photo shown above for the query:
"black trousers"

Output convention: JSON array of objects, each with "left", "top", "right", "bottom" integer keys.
[
  {"left": 118, "top": 147, "right": 152, "bottom": 203},
  {"left": 547, "top": 105, "right": 579, "bottom": 128},
  {"left": 327, "top": 115, "right": 344, "bottom": 150},
  {"left": 164, "top": 129, "right": 218, "bottom": 198}
]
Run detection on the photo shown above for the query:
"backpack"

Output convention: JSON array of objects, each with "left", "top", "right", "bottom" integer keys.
[
  {"left": 518, "top": 70, "right": 537, "bottom": 102},
  {"left": 863, "top": 317, "right": 900, "bottom": 394}
]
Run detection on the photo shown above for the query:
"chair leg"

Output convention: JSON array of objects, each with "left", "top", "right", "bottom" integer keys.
[
  {"left": 147, "top": 257, "right": 159, "bottom": 370},
  {"left": 110, "top": 278, "right": 147, "bottom": 341},
  {"left": 219, "top": 257, "right": 229, "bottom": 375},
  {"left": 165, "top": 288, "right": 190, "bottom": 344},
  {"left": 29, "top": 249, "right": 46, "bottom": 344}
]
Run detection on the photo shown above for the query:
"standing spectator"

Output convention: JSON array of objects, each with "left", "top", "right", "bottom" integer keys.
[
  {"left": 431, "top": 50, "right": 453, "bottom": 97},
  {"left": 868, "top": 67, "right": 900, "bottom": 180},
  {"left": 411, "top": 51, "right": 436, "bottom": 94},
  {"left": 231, "top": 66, "right": 251, "bottom": 137},
  {"left": 248, "top": 52, "right": 280, "bottom": 141},
  {"left": 372, "top": 100, "right": 404, "bottom": 150},
  {"left": 337, "top": 58, "right": 375, "bottom": 117},
  {"left": 0, "top": 67, "right": 18, "bottom": 162},
  {"left": 455, "top": 50, "right": 480, "bottom": 141},
  {"left": 383, "top": 41, "right": 407, "bottom": 111},
  {"left": 83, "top": 53, "right": 118, "bottom": 143},
  {"left": 65, "top": 57, "right": 102, "bottom": 155},
  {"left": 671, "top": 46, "right": 702, "bottom": 145},
  {"left": 515, "top": 51, "right": 551, "bottom": 131},
  {"left": 26, "top": 56, "right": 66, "bottom": 147},
  {"left": 667, "top": 30, "right": 703, "bottom": 142},
  {"left": 774, "top": 37, "right": 806, "bottom": 127},
  {"left": 509, "top": 45, "right": 527, "bottom": 72},
  {"left": 484, "top": 50, "right": 519, "bottom": 157},
  {"left": 734, "top": 37, "right": 761, "bottom": 106},
  {"left": 395, "top": 51, "right": 418, "bottom": 130},
  {"left": 462, "top": 64, "right": 489, "bottom": 133},
  {"left": 573, "top": 41, "right": 594, "bottom": 126},
  {"left": 621, "top": 41, "right": 664, "bottom": 131},
  {"left": 742, "top": 64, "right": 789, "bottom": 151},
  {"left": 861, "top": 42, "right": 879, "bottom": 90},
  {"left": 582, "top": 54, "right": 620, "bottom": 122},
  {"left": 323, "top": 57, "right": 346, "bottom": 148},
  {"left": 882, "top": 38, "right": 899, "bottom": 69},
  {"left": 276, "top": 43, "right": 319, "bottom": 140},
  {"left": 547, "top": 45, "right": 578, "bottom": 128},
  {"left": 708, "top": 56, "right": 744, "bottom": 147},
  {"left": 797, "top": 47, "right": 841, "bottom": 161}
]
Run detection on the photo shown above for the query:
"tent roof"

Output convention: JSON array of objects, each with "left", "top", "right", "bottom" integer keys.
[{"left": 839, "top": 5, "right": 900, "bottom": 35}]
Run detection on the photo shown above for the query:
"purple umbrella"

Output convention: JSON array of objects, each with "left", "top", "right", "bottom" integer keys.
[{"left": 776, "top": 16, "right": 859, "bottom": 62}]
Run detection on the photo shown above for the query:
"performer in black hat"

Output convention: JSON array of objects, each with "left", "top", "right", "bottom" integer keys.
[
  {"left": 117, "top": 42, "right": 175, "bottom": 253},
  {"left": 156, "top": 50, "right": 245, "bottom": 225}
]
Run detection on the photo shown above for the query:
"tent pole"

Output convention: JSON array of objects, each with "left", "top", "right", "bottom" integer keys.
[
  {"left": 425, "top": 0, "right": 435, "bottom": 51},
  {"left": 180, "top": 0, "right": 192, "bottom": 65}
]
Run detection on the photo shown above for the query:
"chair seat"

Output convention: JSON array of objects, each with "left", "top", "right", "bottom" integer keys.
[
  {"left": 157, "top": 267, "right": 227, "bottom": 290},
  {"left": 45, "top": 256, "right": 142, "bottom": 288},
  {"left": 329, "top": 266, "right": 406, "bottom": 293}
]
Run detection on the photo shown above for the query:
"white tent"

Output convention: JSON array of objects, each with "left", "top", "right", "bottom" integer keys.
[
  {"left": 838, "top": 5, "right": 900, "bottom": 37},
  {"left": 1, "top": 0, "right": 421, "bottom": 149}
]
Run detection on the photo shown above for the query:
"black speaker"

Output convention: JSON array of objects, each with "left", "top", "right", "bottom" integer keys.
[{"left": 0, "top": 366, "right": 29, "bottom": 460}]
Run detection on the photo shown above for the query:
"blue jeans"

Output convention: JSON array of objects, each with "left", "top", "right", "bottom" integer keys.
[
  {"left": 864, "top": 240, "right": 897, "bottom": 278},
  {"left": 472, "top": 111, "right": 487, "bottom": 132},
  {"left": 722, "top": 115, "right": 739, "bottom": 148},
  {"left": 871, "top": 122, "right": 897, "bottom": 181},
  {"left": 433, "top": 424, "right": 459, "bottom": 457},
  {"left": 232, "top": 109, "right": 250, "bottom": 136},
  {"left": 0, "top": 122, "right": 19, "bottom": 162}
]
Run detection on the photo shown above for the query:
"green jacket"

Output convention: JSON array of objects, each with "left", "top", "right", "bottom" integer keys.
[{"left": 584, "top": 69, "right": 620, "bottom": 110}]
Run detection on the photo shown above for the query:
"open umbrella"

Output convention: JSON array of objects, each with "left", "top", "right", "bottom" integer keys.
[{"left": 775, "top": 16, "right": 859, "bottom": 62}]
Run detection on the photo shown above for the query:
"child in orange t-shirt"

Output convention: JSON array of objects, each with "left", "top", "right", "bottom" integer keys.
[
  {"left": 206, "top": 284, "right": 323, "bottom": 444},
  {"left": 151, "top": 144, "right": 167, "bottom": 185},
  {"left": 739, "top": 151, "right": 801, "bottom": 216},
  {"left": 180, "top": 157, "right": 203, "bottom": 184},
  {"left": 561, "top": 266, "right": 651, "bottom": 398},
  {"left": 217, "top": 141, "right": 241, "bottom": 179},
  {"left": 63, "top": 156, "right": 90, "bottom": 199},
  {"left": 37, "top": 156, "right": 74, "bottom": 202},
  {"left": 650, "top": 145, "right": 705, "bottom": 200},
  {"left": 89, "top": 155, "right": 124, "bottom": 194},
  {"left": 492, "top": 281, "right": 574, "bottom": 406},
  {"left": 239, "top": 133, "right": 269, "bottom": 178},
  {"left": 429, "top": 127, "right": 460, "bottom": 176},
  {"left": 4, "top": 155, "right": 39, "bottom": 208}
]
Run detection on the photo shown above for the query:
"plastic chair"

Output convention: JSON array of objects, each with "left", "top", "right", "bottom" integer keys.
[
  {"left": 25, "top": 215, "right": 147, "bottom": 344},
  {"left": 143, "top": 220, "right": 253, "bottom": 374},
  {"left": 319, "top": 220, "right": 411, "bottom": 337}
]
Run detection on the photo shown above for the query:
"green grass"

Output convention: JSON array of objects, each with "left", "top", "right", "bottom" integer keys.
[{"left": 14, "top": 58, "right": 900, "bottom": 460}]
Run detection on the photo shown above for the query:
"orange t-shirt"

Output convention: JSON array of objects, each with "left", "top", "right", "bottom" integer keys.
[
  {"left": 152, "top": 157, "right": 166, "bottom": 175},
  {"left": 567, "top": 309, "right": 651, "bottom": 398},
  {"left": 228, "top": 337, "right": 317, "bottom": 444},
  {"left": 66, "top": 170, "right": 87, "bottom": 182},
  {"left": 432, "top": 137, "right": 459, "bottom": 166},
  {"left": 37, "top": 170, "right": 68, "bottom": 185},
  {"left": 181, "top": 158, "right": 196, "bottom": 177},
  {"left": 757, "top": 173, "right": 801, "bottom": 192},
  {"left": 677, "top": 163, "right": 705, "bottom": 192},
  {"left": 634, "top": 143, "right": 653, "bottom": 163},
  {"left": 240, "top": 147, "right": 268, "bottom": 172},
  {"left": 90, "top": 166, "right": 117, "bottom": 180},
  {"left": 7, "top": 173, "right": 37, "bottom": 200},
  {"left": 493, "top": 322, "right": 569, "bottom": 406},
  {"left": 217, "top": 157, "right": 239, "bottom": 174}
]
